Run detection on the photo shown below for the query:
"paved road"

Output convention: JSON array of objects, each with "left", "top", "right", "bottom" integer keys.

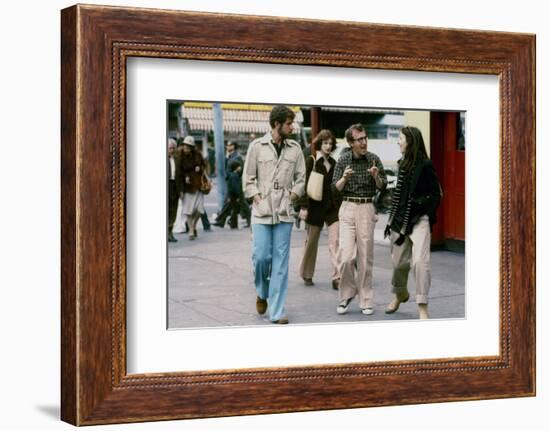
[{"left": 168, "top": 185, "right": 465, "bottom": 328}]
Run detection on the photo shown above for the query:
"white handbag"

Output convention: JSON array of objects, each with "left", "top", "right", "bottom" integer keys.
[{"left": 306, "top": 156, "right": 323, "bottom": 201}]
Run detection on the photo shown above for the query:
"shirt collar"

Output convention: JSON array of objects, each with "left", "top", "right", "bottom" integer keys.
[
  {"left": 260, "top": 131, "right": 287, "bottom": 147},
  {"left": 352, "top": 151, "right": 369, "bottom": 160}
]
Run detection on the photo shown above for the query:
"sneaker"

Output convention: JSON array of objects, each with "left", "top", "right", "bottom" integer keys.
[
  {"left": 337, "top": 298, "right": 353, "bottom": 315},
  {"left": 272, "top": 317, "right": 289, "bottom": 324},
  {"left": 361, "top": 307, "right": 374, "bottom": 316}
]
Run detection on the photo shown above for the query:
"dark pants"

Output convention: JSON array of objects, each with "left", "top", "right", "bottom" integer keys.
[
  {"left": 216, "top": 200, "right": 232, "bottom": 226},
  {"left": 239, "top": 195, "right": 251, "bottom": 225},
  {"left": 217, "top": 194, "right": 251, "bottom": 227},
  {"left": 200, "top": 211, "right": 211, "bottom": 230},
  {"left": 229, "top": 195, "right": 240, "bottom": 228},
  {"left": 168, "top": 180, "right": 178, "bottom": 234}
]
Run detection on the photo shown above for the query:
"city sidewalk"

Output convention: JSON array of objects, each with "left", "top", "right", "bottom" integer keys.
[{"left": 168, "top": 181, "right": 465, "bottom": 328}]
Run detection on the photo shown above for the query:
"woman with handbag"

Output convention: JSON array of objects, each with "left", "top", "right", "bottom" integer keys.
[
  {"left": 298, "top": 129, "right": 342, "bottom": 289},
  {"left": 176, "top": 136, "right": 208, "bottom": 240}
]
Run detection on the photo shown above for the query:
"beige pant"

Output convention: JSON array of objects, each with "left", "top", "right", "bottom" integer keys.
[
  {"left": 338, "top": 201, "right": 377, "bottom": 309},
  {"left": 299, "top": 222, "right": 341, "bottom": 281},
  {"left": 390, "top": 215, "right": 431, "bottom": 304}
]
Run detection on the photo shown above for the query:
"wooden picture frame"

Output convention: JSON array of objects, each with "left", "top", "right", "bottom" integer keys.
[{"left": 61, "top": 4, "right": 535, "bottom": 425}]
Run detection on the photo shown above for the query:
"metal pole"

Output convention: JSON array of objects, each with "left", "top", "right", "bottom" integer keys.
[
  {"left": 311, "top": 107, "right": 321, "bottom": 139},
  {"left": 213, "top": 103, "right": 226, "bottom": 211}
]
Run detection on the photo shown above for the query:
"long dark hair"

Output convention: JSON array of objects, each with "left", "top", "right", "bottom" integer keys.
[
  {"left": 311, "top": 129, "right": 336, "bottom": 157},
  {"left": 400, "top": 126, "right": 428, "bottom": 171}
]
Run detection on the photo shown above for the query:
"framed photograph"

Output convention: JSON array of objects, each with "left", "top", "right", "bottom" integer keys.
[
  {"left": 61, "top": 4, "right": 535, "bottom": 425},
  {"left": 164, "top": 101, "right": 466, "bottom": 331}
]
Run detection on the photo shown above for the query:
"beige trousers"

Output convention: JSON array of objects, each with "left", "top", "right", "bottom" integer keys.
[
  {"left": 390, "top": 215, "right": 431, "bottom": 304},
  {"left": 338, "top": 201, "right": 377, "bottom": 309},
  {"left": 299, "top": 222, "right": 341, "bottom": 281}
]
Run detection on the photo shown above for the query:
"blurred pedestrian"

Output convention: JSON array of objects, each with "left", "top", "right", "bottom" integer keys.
[
  {"left": 176, "top": 136, "right": 207, "bottom": 240},
  {"left": 214, "top": 141, "right": 250, "bottom": 228},
  {"left": 167, "top": 138, "right": 179, "bottom": 243},
  {"left": 207, "top": 142, "right": 216, "bottom": 178},
  {"left": 227, "top": 159, "right": 244, "bottom": 229},
  {"left": 172, "top": 141, "right": 187, "bottom": 234},
  {"left": 298, "top": 129, "right": 342, "bottom": 289},
  {"left": 384, "top": 126, "right": 442, "bottom": 319},
  {"left": 196, "top": 140, "right": 212, "bottom": 232}
]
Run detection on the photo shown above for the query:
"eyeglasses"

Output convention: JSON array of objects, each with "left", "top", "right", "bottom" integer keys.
[{"left": 351, "top": 136, "right": 367, "bottom": 143}]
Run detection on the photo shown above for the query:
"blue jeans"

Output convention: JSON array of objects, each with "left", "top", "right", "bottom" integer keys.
[{"left": 252, "top": 222, "right": 293, "bottom": 321}]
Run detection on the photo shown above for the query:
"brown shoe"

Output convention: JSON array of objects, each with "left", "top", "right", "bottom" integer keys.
[
  {"left": 303, "top": 278, "right": 314, "bottom": 286},
  {"left": 385, "top": 291, "right": 410, "bottom": 314},
  {"left": 332, "top": 279, "right": 340, "bottom": 290},
  {"left": 256, "top": 296, "right": 267, "bottom": 315},
  {"left": 273, "top": 317, "right": 289, "bottom": 324}
]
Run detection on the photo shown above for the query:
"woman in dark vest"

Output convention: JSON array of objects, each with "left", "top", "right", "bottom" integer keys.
[
  {"left": 298, "top": 129, "right": 342, "bottom": 290},
  {"left": 384, "top": 126, "right": 442, "bottom": 319}
]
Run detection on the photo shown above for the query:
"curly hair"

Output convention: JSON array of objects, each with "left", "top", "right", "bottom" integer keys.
[
  {"left": 311, "top": 129, "right": 337, "bottom": 156},
  {"left": 269, "top": 105, "right": 296, "bottom": 128}
]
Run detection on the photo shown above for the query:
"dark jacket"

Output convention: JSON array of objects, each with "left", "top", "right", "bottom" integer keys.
[
  {"left": 226, "top": 151, "right": 243, "bottom": 171},
  {"left": 406, "top": 158, "right": 442, "bottom": 232},
  {"left": 168, "top": 155, "right": 181, "bottom": 195},
  {"left": 302, "top": 154, "right": 341, "bottom": 227},
  {"left": 176, "top": 151, "right": 206, "bottom": 194},
  {"left": 227, "top": 170, "right": 242, "bottom": 198}
]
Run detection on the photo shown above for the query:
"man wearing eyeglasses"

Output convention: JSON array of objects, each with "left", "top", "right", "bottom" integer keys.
[{"left": 332, "top": 123, "right": 387, "bottom": 316}]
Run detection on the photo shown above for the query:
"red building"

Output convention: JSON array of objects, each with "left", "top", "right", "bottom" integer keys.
[{"left": 430, "top": 112, "right": 465, "bottom": 252}]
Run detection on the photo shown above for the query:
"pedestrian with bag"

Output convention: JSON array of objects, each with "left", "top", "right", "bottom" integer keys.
[
  {"left": 176, "top": 136, "right": 208, "bottom": 240},
  {"left": 298, "top": 129, "right": 342, "bottom": 289}
]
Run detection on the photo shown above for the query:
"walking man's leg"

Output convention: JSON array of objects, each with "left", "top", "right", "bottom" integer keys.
[
  {"left": 338, "top": 202, "right": 358, "bottom": 303},
  {"left": 355, "top": 203, "right": 376, "bottom": 312},
  {"left": 267, "top": 222, "right": 293, "bottom": 322},
  {"left": 215, "top": 201, "right": 231, "bottom": 227},
  {"left": 252, "top": 224, "right": 272, "bottom": 305},
  {"left": 327, "top": 221, "right": 342, "bottom": 285}
]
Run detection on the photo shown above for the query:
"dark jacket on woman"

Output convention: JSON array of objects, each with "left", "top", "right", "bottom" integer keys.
[
  {"left": 176, "top": 151, "right": 206, "bottom": 194},
  {"left": 301, "top": 154, "right": 341, "bottom": 227},
  {"left": 389, "top": 158, "right": 442, "bottom": 236}
]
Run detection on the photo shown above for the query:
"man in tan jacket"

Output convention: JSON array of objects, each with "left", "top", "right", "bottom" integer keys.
[{"left": 243, "top": 105, "right": 306, "bottom": 324}]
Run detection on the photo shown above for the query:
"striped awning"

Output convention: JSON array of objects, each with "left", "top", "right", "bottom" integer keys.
[
  {"left": 318, "top": 106, "right": 404, "bottom": 115},
  {"left": 181, "top": 103, "right": 303, "bottom": 134}
]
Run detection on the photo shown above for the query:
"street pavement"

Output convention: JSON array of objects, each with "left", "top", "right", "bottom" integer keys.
[{"left": 168, "top": 180, "right": 465, "bottom": 329}]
